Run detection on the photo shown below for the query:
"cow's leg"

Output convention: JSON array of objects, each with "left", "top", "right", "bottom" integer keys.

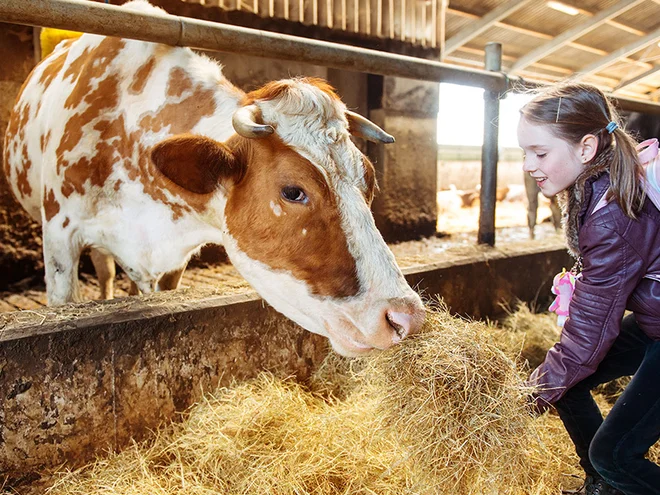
[
  {"left": 42, "top": 221, "right": 83, "bottom": 305},
  {"left": 90, "top": 248, "right": 115, "bottom": 300},
  {"left": 157, "top": 264, "right": 187, "bottom": 291},
  {"left": 549, "top": 196, "right": 562, "bottom": 232},
  {"left": 524, "top": 173, "right": 539, "bottom": 240},
  {"left": 128, "top": 281, "right": 140, "bottom": 296}
]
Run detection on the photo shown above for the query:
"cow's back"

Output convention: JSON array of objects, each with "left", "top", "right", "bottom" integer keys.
[{"left": 4, "top": 13, "right": 241, "bottom": 230}]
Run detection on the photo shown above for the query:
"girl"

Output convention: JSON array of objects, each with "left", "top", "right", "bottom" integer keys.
[{"left": 518, "top": 83, "right": 660, "bottom": 495}]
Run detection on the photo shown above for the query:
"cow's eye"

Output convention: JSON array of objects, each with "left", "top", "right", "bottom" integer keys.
[{"left": 281, "top": 186, "right": 308, "bottom": 203}]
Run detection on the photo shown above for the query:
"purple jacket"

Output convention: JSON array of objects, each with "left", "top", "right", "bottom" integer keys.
[{"left": 530, "top": 172, "right": 660, "bottom": 405}]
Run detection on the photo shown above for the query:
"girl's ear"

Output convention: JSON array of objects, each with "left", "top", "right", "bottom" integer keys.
[{"left": 578, "top": 134, "right": 599, "bottom": 164}]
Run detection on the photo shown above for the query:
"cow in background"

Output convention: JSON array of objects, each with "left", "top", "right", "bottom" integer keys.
[
  {"left": 3, "top": 0, "right": 425, "bottom": 357},
  {"left": 525, "top": 173, "right": 562, "bottom": 239},
  {"left": 626, "top": 111, "right": 660, "bottom": 141}
]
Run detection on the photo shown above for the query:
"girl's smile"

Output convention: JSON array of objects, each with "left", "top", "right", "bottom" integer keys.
[{"left": 517, "top": 116, "right": 596, "bottom": 198}]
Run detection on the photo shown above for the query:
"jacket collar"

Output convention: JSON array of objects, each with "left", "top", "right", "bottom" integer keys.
[{"left": 559, "top": 161, "right": 610, "bottom": 258}]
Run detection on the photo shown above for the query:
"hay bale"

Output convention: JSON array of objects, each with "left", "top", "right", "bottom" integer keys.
[
  {"left": 498, "top": 301, "right": 561, "bottom": 370},
  {"left": 47, "top": 305, "right": 655, "bottom": 495}
]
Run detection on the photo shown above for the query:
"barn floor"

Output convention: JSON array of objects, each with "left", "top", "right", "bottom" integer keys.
[{"left": 0, "top": 213, "right": 563, "bottom": 313}]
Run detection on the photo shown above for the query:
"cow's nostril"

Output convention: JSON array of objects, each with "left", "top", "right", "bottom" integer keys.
[
  {"left": 386, "top": 312, "right": 405, "bottom": 338},
  {"left": 386, "top": 310, "right": 413, "bottom": 342}
]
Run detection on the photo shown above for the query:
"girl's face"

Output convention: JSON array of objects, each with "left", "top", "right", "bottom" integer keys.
[{"left": 517, "top": 116, "right": 587, "bottom": 198}]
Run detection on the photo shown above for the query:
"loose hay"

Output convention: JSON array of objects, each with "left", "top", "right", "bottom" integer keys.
[{"left": 48, "top": 304, "right": 657, "bottom": 495}]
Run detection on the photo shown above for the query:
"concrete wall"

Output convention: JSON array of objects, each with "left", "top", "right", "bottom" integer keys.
[
  {"left": 370, "top": 76, "right": 439, "bottom": 242},
  {"left": 1, "top": 292, "right": 329, "bottom": 487}
]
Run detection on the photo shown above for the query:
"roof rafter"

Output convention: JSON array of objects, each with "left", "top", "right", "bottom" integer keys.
[
  {"left": 614, "top": 64, "right": 660, "bottom": 91},
  {"left": 510, "top": 0, "right": 644, "bottom": 74},
  {"left": 443, "top": 0, "right": 532, "bottom": 58},
  {"left": 445, "top": 5, "right": 651, "bottom": 70},
  {"left": 578, "top": 27, "right": 660, "bottom": 78}
]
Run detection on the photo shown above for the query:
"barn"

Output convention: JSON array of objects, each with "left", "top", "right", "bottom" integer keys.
[{"left": 1, "top": 0, "right": 659, "bottom": 493}]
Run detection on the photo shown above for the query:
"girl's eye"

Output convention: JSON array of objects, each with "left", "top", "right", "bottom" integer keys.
[
  {"left": 281, "top": 186, "right": 308, "bottom": 203},
  {"left": 536, "top": 153, "right": 546, "bottom": 158}
]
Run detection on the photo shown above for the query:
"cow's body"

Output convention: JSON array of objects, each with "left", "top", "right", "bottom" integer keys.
[{"left": 4, "top": 1, "right": 424, "bottom": 357}]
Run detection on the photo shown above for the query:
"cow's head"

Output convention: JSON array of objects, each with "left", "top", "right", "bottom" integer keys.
[{"left": 151, "top": 78, "right": 425, "bottom": 356}]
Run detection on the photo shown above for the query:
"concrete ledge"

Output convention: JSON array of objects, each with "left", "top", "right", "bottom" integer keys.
[{"left": 0, "top": 243, "right": 572, "bottom": 484}]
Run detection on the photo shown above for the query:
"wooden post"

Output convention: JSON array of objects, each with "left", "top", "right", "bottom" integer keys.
[{"left": 478, "top": 42, "right": 502, "bottom": 246}]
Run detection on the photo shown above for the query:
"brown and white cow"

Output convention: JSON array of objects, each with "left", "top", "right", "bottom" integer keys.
[{"left": 3, "top": 0, "right": 425, "bottom": 356}]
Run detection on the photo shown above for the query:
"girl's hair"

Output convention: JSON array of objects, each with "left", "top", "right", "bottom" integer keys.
[{"left": 520, "top": 83, "right": 644, "bottom": 218}]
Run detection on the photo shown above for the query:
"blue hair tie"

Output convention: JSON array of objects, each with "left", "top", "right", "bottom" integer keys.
[{"left": 606, "top": 121, "right": 618, "bottom": 134}]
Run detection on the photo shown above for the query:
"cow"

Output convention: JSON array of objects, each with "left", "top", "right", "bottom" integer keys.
[
  {"left": 524, "top": 172, "right": 562, "bottom": 239},
  {"left": 2, "top": 0, "right": 425, "bottom": 357},
  {"left": 626, "top": 111, "right": 660, "bottom": 142}
]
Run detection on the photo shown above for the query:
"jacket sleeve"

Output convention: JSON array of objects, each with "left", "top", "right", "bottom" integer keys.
[{"left": 529, "top": 223, "right": 645, "bottom": 404}]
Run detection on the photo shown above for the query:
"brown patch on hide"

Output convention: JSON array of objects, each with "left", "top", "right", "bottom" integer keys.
[
  {"left": 63, "top": 38, "right": 124, "bottom": 109},
  {"left": 166, "top": 67, "right": 193, "bottom": 98},
  {"left": 38, "top": 49, "right": 68, "bottom": 87},
  {"left": 58, "top": 75, "right": 120, "bottom": 195},
  {"left": 63, "top": 217, "right": 70, "bottom": 229},
  {"left": 129, "top": 56, "right": 156, "bottom": 95},
  {"left": 224, "top": 135, "right": 359, "bottom": 298},
  {"left": 15, "top": 144, "right": 32, "bottom": 198},
  {"left": 43, "top": 189, "right": 60, "bottom": 221},
  {"left": 139, "top": 84, "right": 216, "bottom": 135}
]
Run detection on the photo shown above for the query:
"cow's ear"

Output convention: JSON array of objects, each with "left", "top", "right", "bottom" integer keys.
[{"left": 151, "top": 134, "right": 245, "bottom": 194}]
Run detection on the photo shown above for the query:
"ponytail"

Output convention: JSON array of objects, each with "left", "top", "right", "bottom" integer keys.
[{"left": 608, "top": 127, "right": 645, "bottom": 219}]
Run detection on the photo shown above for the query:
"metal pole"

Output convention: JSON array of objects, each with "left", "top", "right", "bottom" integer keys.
[
  {"left": 478, "top": 42, "right": 502, "bottom": 247},
  {"left": 0, "top": 0, "right": 507, "bottom": 91}
]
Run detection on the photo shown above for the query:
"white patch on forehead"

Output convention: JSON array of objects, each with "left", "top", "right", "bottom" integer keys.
[
  {"left": 270, "top": 200, "right": 283, "bottom": 217},
  {"left": 256, "top": 80, "right": 365, "bottom": 187},
  {"left": 302, "top": 228, "right": 307, "bottom": 236}
]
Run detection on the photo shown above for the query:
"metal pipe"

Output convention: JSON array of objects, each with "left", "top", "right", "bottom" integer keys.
[
  {"left": 0, "top": 0, "right": 507, "bottom": 90},
  {"left": 478, "top": 42, "right": 502, "bottom": 247}
]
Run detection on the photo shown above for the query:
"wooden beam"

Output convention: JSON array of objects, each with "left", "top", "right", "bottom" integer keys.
[
  {"left": 444, "top": 0, "right": 533, "bottom": 57},
  {"left": 578, "top": 27, "right": 660, "bottom": 77},
  {"left": 510, "top": 0, "right": 644, "bottom": 74},
  {"left": 614, "top": 64, "right": 660, "bottom": 91}
]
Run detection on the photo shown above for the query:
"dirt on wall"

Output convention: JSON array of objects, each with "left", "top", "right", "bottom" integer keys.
[{"left": 0, "top": 24, "right": 42, "bottom": 291}]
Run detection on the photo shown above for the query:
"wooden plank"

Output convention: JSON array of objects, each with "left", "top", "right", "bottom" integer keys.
[
  {"left": 0, "top": 300, "right": 17, "bottom": 313},
  {"left": 24, "top": 290, "right": 48, "bottom": 307},
  {"left": 389, "top": 0, "right": 394, "bottom": 37},
  {"left": 327, "top": 0, "right": 333, "bottom": 28},
  {"left": 5, "top": 294, "right": 42, "bottom": 311},
  {"left": 376, "top": 0, "right": 382, "bottom": 37},
  {"left": 430, "top": 0, "right": 436, "bottom": 48},
  {"left": 410, "top": 0, "right": 415, "bottom": 44},
  {"left": 400, "top": 0, "right": 405, "bottom": 41},
  {"left": 341, "top": 0, "right": 346, "bottom": 30}
]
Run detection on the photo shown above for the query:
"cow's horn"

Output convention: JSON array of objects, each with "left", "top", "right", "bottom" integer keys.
[
  {"left": 346, "top": 110, "right": 395, "bottom": 144},
  {"left": 232, "top": 105, "right": 275, "bottom": 138}
]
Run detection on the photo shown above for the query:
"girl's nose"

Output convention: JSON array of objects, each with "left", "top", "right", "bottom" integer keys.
[{"left": 522, "top": 160, "right": 534, "bottom": 173}]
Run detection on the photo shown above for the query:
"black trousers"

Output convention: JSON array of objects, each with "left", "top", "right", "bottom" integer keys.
[{"left": 554, "top": 314, "right": 660, "bottom": 495}]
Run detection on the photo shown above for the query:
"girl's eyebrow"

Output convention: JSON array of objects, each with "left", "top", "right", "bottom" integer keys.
[{"left": 523, "top": 144, "right": 548, "bottom": 150}]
